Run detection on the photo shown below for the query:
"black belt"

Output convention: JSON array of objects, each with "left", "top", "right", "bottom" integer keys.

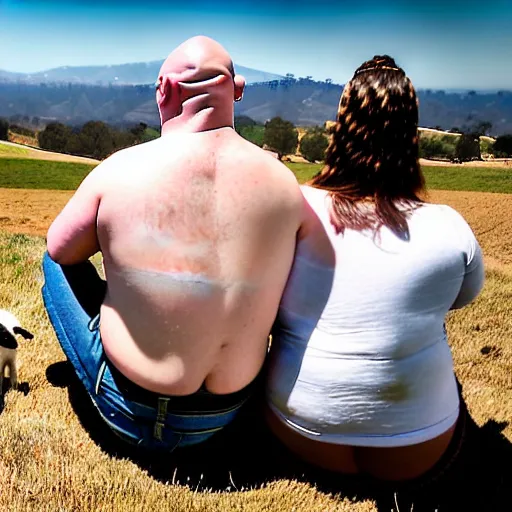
[{"left": 108, "top": 362, "right": 257, "bottom": 415}]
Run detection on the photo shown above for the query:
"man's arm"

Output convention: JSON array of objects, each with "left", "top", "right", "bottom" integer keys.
[{"left": 46, "top": 168, "right": 103, "bottom": 265}]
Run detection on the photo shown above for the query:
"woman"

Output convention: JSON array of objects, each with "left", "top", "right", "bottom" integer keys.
[{"left": 265, "top": 56, "right": 484, "bottom": 482}]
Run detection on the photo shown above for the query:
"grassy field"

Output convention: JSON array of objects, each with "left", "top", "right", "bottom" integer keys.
[
  {"left": 286, "top": 162, "right": 512, "bottom": 193},
  {"left": 422, "top": 165, "right": 512, "bottom": 193},
  {"left": 0, "top": 156, "right": 512, "bottom": 511},
  {"left": 0, "top": 144, "right": 31, "bottom": 157},
  {"left": 0, "top": 158, "right": 95, "bottom": 190},
  {"left": 1, "top": 158, "right": 512, "bottom": 194}
]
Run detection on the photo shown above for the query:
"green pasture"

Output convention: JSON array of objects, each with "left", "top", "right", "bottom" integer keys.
[{"left": 0, "top": 158, "right": 511, "bottom": 194}]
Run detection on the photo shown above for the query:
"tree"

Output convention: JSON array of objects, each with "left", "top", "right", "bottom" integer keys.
[
  {"left": 493, "top": 134, "right": 512, "bottom": 157},
  {"left": 0, "top": 118, "right": 8, "bottom": 141},
  {"left": 263, "top": 117, "right": 298, "bottom": 160},
  {"left": 130, "top": 122, "right": 148, "bottom": 142},
  {"left": 419, "top": 136, "right": 445, "bottom": 159},
  {"left": 234, "top": 116, "right": 257, "bottom": 133},
  {"left": 455, "top": 132, "right": 481, "bottom": 162},
  {"left": 38, "top": 122, "right": 73, "bottom": 152},
  {"left": 299, "top": 127, "right": 328, "bottom": 162},
  {"left": 77, "top": 121, "right": 115, "bottom": 159},
  {"left": 474, "top": 121, "right": 492, "bottom": 136}
]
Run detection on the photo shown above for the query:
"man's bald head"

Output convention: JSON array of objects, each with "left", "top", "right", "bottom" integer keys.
[
  {"left": 159, "top": 36, "right": 235, "bottom": 82},
  {"left": 156, "top": 36, "right": 245, "bottom": 130}
]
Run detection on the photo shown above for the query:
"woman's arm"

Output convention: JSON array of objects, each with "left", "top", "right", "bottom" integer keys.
[{"left": 449, "top": 210, "right": 485, "bottom": 310}]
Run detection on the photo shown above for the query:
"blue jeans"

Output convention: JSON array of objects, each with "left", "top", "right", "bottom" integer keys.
[{"left": 41, "top": 252, "right": 252, "bottom": 451}]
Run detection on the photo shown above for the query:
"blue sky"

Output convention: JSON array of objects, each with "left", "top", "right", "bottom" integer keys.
[{"left": 1, "top": 0, "right": 511, "bottom": 89}]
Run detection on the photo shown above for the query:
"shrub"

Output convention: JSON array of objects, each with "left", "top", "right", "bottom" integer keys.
[
  {"left": 419, "top": 135, "right": 456, "bottom": 160},
  {"left": 38, "top": 123, "right": 74, "bottom": 153},
  {"left": 480, "top": 138, "right": 495, "bottom": 157},
  {"left": 9, "top": 124, "right": 36, "bottom": 138},
  {"left": 0, "top": 118, "right": 8, "bottom": 141},
  {"left": 493, "top": 135, "right": 512, "bottom": 157}
]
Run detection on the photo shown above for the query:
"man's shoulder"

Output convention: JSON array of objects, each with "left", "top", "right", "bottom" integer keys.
[
  {"left": 94, "top": 139, "right": 158, "bottom": 172},
  {"left": 112, "top": 138, "right": 159, "bottom": 160}
]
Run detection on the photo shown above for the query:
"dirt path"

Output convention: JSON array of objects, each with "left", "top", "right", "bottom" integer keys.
[{"left": 0, "top": 188, "right": 73, "bottom": 236}]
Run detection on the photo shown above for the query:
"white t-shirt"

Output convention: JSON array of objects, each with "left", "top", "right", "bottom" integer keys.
[{"left": 266, "top": 186, "right": 484, "bottom": 447}]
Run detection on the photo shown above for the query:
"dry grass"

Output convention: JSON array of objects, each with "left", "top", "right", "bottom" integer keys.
[
  {"left": 0, "top": 140, "right": 100, "bottom": 165},
  {"left": 0, "top": 189, "right": 511, "bottom": 511},
  {"left": 8, "top": 132, "right": 39, "bottom": 148},
  {"left": 0, "top": 143, "right": 31, "bottom": 158},
  {"left": 419, "top": 158, "right": 512, "bottom": 168},
  {"left": 0, "top": 188, "right": 73, "bottom": 236}
]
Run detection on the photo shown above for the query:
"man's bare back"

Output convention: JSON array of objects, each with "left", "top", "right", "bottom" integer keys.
[
  {"left": 47, "top": 45, "right": 304, "bottom": 395},
  {"left": 89, "top": 130, "right": 302, "bottom": 395}
]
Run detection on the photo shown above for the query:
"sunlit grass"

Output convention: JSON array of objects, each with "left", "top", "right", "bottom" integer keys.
[
  {"left": 285, "top": 162, "right": 512, "bottom": 194},
  {"left": 0, "top": 143, "right": 31, "bottom": 157},
  {"left": 0, "top": 158, "right": 95, "bottom": 190},
  {"left": 1, "top": 157, "right": 511, "bottom": 195}
]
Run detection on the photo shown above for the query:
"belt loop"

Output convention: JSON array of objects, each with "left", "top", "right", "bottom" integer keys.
[{"left": 153, "top": 397, "right": 170, "bottom": 441}]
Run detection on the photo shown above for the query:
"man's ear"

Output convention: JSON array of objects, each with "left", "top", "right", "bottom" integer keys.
[
  {"left": 156, "top": 74, "right": 182, "bottom": 114},
  {"left": 234, "top": 74, "right": 245, "bottom": 102}
]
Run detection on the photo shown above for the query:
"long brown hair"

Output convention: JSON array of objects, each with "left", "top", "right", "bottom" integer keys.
[{"left": 309, "top": 55, "right": 425, "bottom": 238}]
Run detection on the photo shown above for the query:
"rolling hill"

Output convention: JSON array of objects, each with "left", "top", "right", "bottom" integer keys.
[
  {"left": 1, "top": 75, "right": 511, "bottom": 134},
  {"left": 0, "top": 61, "right": 284, "bottom": 86}
]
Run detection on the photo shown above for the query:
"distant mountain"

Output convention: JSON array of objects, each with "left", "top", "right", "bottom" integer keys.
[
  {"left": 0, "top": 70, "right": 24, "bottom": 81},
  {"left": 1, "top": 79, "right": 511, "bottom": 135},
  {"left": 0, "top": 61, "right": 284, "bottom": 86}
]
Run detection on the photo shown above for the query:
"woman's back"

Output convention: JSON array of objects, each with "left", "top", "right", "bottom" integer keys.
[{"left": 267, "top": 185, "right": 484, "bottom": 446}]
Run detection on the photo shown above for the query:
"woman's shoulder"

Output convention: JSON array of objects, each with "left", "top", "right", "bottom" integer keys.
[
  {"left": 415, "top": 202, "right": 480, "bottom": 255},
  {"left": 416, "top": 202, "right": 472, "bottom": 227}
]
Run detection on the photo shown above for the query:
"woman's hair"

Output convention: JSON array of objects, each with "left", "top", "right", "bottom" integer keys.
[{"left": 308, "top": 55, "right": 425, "bottom": 237}]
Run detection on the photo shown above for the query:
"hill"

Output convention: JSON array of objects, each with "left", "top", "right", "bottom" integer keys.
[
  {"left": 0, "top": 140, "right": 99, "bottom": 164},
  {"left": 1, "top": 79, "right": 512, "bottom": 134},
  {"left": 0, "top": 62, "right": 284, "bottom": 87}
]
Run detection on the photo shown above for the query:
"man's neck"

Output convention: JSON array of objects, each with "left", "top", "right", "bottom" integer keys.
[{"left": 160, "top": 95, "right": 234, "bottom": 135}]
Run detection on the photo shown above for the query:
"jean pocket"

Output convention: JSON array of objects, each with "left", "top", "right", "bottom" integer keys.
[{"left": 93, "top": 360, "right": 145, "bottom": 444}]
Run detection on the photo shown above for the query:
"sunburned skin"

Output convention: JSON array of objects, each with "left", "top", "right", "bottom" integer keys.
[{"left": 47, "top": 36, "right": 310, "bottom": 396}]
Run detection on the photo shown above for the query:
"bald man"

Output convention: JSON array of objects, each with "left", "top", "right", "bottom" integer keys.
[{"left": 41, "top": 36, "right": 306, "bottom": 451}]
